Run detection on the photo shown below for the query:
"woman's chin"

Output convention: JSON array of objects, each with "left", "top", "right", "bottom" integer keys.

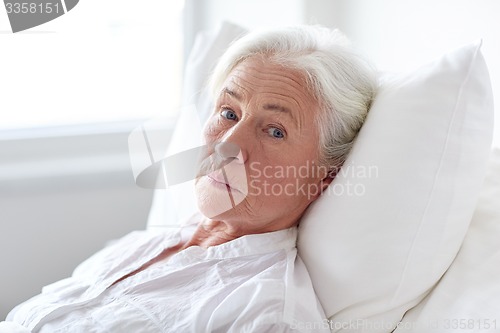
[
  {"left": 195, "top": 179, "right": 248, "bottom": 219},
  {"left": 197, "top": 200, "right": 239, "bottom": 220}
]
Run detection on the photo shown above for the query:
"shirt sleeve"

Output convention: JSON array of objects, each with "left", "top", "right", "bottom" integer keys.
[{"left": 0, "top": 321, "right": 31, "bottom": 333}]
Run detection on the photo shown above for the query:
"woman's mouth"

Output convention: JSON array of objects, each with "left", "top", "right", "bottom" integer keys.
[{"left": 207, "top": 172, "right": 241, "bottom": 194}]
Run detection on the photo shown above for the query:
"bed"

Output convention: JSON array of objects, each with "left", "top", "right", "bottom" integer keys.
[{"left": 142, "top": 22, "right": 500, "bottom": 332}]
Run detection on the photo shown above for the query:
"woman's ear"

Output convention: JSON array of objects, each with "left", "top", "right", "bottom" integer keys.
[
  {"left": 320, "top": 174, "right": 334, "bottom": 192},
  {"left": 320, "top": 165, "right": 340, "bottom": 192}
]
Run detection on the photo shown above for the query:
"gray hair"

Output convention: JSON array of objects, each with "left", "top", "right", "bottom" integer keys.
[{"left": 209, "top": 25, "right": 377, "bottom": 169}]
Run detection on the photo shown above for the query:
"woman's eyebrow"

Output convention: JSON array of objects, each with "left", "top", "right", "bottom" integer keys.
[
  {"left": 222, "top": 87, "right": 242, "bottom": 100},
  {"left": 222, "top": 88, "right": 292, "bottom": 113},
  {"left": 263, "top": 103, "right": 291, "bottom": 114},
  {"left": 263, "top": 103, "right": 298, "bottom": 127},
  {"left": 221, "top": 87, "right": 297, "bottom": 125}
]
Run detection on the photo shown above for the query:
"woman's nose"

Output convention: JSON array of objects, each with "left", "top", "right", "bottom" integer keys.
[
  {"left": 215, "top": 122, "right": 250, "bottom": 163},
  {"left": 215, "top": 142, "right": 245, "bottom": 164}
]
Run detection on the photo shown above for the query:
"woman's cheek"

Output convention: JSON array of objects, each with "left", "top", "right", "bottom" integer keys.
[{"left": 203, "top": 118, "right": 221, "bottom": 141}]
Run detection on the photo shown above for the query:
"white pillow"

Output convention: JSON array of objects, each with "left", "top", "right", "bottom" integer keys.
[
  {"left": 394, "top": 148, "right": 500, "bottom": 332},
  {"left": 298, "top": 41, "right": 494, "bottom": 332}
]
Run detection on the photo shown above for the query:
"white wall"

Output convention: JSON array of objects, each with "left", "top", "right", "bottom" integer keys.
[
  {"left": 184, "top": 0, "right": 305, "bottom": 59},
  {"left": 0, "top": 127, "right": 156, "bottom": 320},
  {"left": 303, "top": 0, "right": 500, "bottom": 146}
]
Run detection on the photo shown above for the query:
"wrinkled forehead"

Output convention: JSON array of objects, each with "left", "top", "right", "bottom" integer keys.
[{"left": 219, "top": 56, "right": 318, "bottom": 109}]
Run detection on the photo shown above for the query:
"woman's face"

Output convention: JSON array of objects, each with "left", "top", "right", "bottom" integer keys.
[{"left": 195, "top": 57, "right": 331, "bottom": 234}]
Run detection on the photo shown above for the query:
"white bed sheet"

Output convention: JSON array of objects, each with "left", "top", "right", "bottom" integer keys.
[{"left": 395, "top": 148, "right": 500, "bottom": 332}]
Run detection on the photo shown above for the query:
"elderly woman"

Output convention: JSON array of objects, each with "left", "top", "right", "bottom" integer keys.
[{"left": 3, "top": 25, "right": 376, "bottom": 332}]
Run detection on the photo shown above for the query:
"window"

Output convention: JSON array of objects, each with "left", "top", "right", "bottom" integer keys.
[{"left": 0, "top": 0, "right": 184, "bottom": 131}]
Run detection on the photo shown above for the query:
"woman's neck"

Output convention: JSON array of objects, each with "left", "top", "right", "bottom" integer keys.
[{"left": 182, "top": 219, "right": 240, "bottom": 249}]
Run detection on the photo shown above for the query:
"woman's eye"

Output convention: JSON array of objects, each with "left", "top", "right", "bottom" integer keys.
[
  {"left": 268, "top": 127, "right": 285, "bottom": 139},
  {"left": 220, "top": 109, "right": 238, "bottom": 121}
]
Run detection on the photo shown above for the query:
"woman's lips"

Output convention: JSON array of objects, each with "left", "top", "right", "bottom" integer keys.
[{"left": 207, "top": 173, "right": 242, "bottom": 193}]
